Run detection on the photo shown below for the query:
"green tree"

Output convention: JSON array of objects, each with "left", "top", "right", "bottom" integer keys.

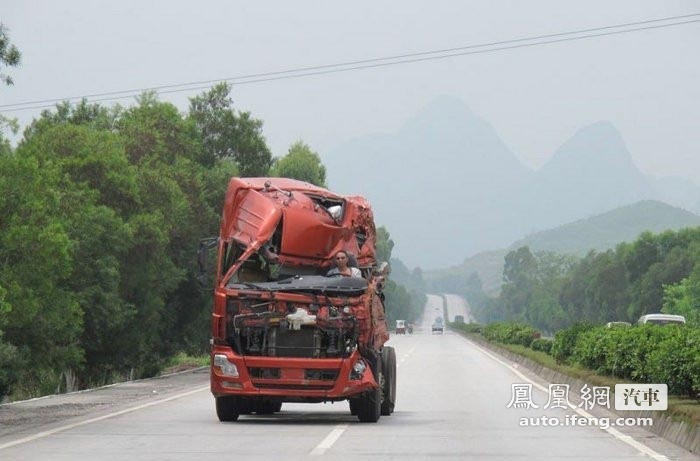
[
  {"left": 0, "top": 150, "right": 84, "bottom": 396},
  {"left": 662, "top": 267, "right": 700, "bottom": 326},
  {"left": 0, "top": 24, "right": 21, "bottom": 86},
  {"left": 188, "top": 83, "right": 272, "bottom": 174},
  {"left": 25, "top": 100, "right": 122, "bottom": 139},
  {"left": 0, "top": 115, "right": 18, "bottom": 156},
  {"left": 500, "top": 247, "right": 537, "bottom": 321},
  {"left": 375, "top": 226, "right": 394, "bottom": 262},
  {"left": 270, "top": 141, "right": 327, "bottom": 186}
]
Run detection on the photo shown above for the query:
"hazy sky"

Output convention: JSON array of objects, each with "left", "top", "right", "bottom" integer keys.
[{"left": 3, "top": 1, "right": 700, "bottom": 182}]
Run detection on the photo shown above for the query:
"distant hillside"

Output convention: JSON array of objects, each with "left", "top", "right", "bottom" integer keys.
[
  {"left": 511, "top": 200, "right": 700, "bottom": 255},
  {"left": 324, "top": 96, "right": 700, "bottom": 269},
  {"left": 424, "top": 249, "right": 507, "bottom": 296},
  {"left": 426, "top": 201, "right": 700, "bottom": 297}
]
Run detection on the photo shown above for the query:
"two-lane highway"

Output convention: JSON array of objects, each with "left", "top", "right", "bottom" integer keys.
[{"left": 1, "top": 295, "right": 696, "bottom": 460}]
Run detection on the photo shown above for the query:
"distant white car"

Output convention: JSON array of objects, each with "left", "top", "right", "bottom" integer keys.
[
  {"left": 605, "top": 321, "right": 631, "bottom": 328},
  {"left": 637, "top": 314, "right": 686, "bottom": 325}
]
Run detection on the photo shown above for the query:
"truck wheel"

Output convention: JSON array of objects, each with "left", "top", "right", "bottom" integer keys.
[
  {"left": 273, "top": 402, "right": 283, "bottom": 413},
  {"left": 349, "top": 397, "right": 360, "bottom": 415},
  {"left": 356, "top": 387, "right": 381, "bottom": 422},
  {"left": 380, "top": 346, "right": 397, "bottom": 416},
  {"left": 215, "top": 396, "right": 240, "bottom": 422},
  {"left": 356, "top": 350, "right": 381, "bottom": 422}
]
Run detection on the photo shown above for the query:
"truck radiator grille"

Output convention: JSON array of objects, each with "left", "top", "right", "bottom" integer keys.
[
  {"left": 248, "top": 367, "right": 281, "bottom": 379},
  {"left": 254, "top": 383, "right": 334, "bottom": 390}
]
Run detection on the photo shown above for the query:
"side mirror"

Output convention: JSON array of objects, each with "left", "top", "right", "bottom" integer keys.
[{"left": 198, "top": 237, "right": 219, "bottom": 288}]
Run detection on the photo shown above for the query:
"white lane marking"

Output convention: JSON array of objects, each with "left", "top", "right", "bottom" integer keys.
[
  {"left": 310, "top": 424, "right": 349, "bottom": 456},
  {"left": 0, "top": 385, "right": 210, "bottom": 450},
  {"left": 399, "top": 346, "right": 416, "bottom": 366},
  {"left": 465, "top": 338, "right": 670, "bottom": 461}
]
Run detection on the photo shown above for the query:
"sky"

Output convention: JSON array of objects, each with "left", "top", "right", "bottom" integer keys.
[{"left": 2, "top": 1, "right": 699, "bottom": 182}]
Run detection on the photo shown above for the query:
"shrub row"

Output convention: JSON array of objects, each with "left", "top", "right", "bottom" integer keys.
[
  {"left": 456, "top": 320, "right": 700, "bottom": 397},
  {"left": 569, "top": 325, "right": 700, "bottom": 395},
  {"left": 450, "top": 322, "right": 483, "bottom": 334},
  {"left": 551, "top": 323, "right": 700, "bottom": 396},
  {"left": 483, "top": 323, "right": 540, "bottom": 348}
]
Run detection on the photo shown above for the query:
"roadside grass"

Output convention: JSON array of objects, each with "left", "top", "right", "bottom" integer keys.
[
  {"left": 161, "top": 352, "right": 209, "bottom": 374},
  {"left": 452, "top": 328, "right": 700, "bottom": 425}
]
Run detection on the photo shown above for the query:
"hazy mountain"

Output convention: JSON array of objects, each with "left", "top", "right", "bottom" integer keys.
[
  {"left": 424, "top": 249, "right": 508, "bottom": 296},
  {"left": 324, "top": 95, "right": 532, "bottom": 268},
  {"left": 324, "top": 97, "right": 699, "bottom": 269},
  {"left": 494, "top": 121, "right": 655, "bottom": 235},
  {"left": 511, "top": 200, "right": 700, "bottom": 255}
]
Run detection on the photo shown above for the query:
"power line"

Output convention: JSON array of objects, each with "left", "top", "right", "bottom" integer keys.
[{"left": 2, "top": 13, "right": 699, "bottom": 113}]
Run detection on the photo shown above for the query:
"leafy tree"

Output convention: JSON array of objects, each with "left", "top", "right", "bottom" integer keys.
[
  {"left": 375, "top": 226, "right": 394, "bottom": 263},
  {"left": 0, "top": 116, "right": 18, "bottom": 156},
  {"left": 0, "top": 150, "right": 84, "bottom": 395},
  {"left": 375, "top": 227, "right": 425, "bottom": 324},
  {"left": 188, "top": 83, "right": 272, "bottom": 174},
  {"left": 662, "top": 266, "right": 700, "bottom": 326},
  {"left": 0, "top": 24, "right": 21, "bottom": 86},
  {"left": 270, "top": 141, "right": 327, "bottom": 186},
  {"left": 25, "top": 100, "right": 122, "bottom": 140},
  {"left": 14, "top": 123, "right": 139, "bottom": 382},
  {"left": 500, "top": 247, "right": 537, "bottom": 321}
]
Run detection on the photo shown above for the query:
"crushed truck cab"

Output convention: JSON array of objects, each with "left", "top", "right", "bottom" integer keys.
[{"left": 207, "top": 178, "right": 395, "bottom": 422}]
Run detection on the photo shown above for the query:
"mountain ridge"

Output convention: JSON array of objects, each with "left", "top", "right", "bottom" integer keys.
[{"left": 324, "top": 95, "right": 700, "bottom": 268}]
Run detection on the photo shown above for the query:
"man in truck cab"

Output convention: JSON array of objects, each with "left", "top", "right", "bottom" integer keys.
[{"left": 326, "top": 250, "right": 362, "bottom": 278}]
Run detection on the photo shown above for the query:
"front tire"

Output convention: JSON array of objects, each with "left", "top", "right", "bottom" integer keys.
[
  {"left": 356, "top": 350, "right": 382, "bottom": 422},
  {"left": 356, "top": 387, "right": 381, "bottom": 422},
  {"left": 215, "top": 396, "right": 241, "bottom": 422}
]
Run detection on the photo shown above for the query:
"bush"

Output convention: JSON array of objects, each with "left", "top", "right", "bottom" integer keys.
[
  {"left": 571, "top": 327, "right": 610, "bottom": 372},
  {"left": 646, "top": 327, "right": 700, "bottom": 396},
  {"left": 452, "top": 322, "right": 483, "bottom": 334},
  {"left": 606, "top": 325, "right": 672, "bottom": 381},
  {"left": 551, "top": 322, "right": 594, "bottom": 364},
  {"left": 530, "top": 338, "right": 553, "bottom": 354},
  {"left": 568, "top": 324, "right": 700, "bottom": 395},
  {"left": 483, "top": 323, "right": 540, "bottom": 348}
]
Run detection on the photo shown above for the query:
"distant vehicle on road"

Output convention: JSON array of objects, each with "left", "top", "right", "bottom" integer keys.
[
  {"left": 432, "top": 317, "right": 444, "bottom": 334},
  {"left": 396, "top": 319, "right": 406, "bottom": 335},
  {"left": 605, "top": 321, "right": 631, "bottom": 328},
  {"left": 454, "top": 315, "right": 465, "bottom": 324},
  {"left": 637, "top": 314, "right": 686, "bottom": 326}
]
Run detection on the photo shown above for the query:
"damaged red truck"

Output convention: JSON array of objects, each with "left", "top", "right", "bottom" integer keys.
[{"left": 203, "top": 177, "right": 396, "bottom": 422}]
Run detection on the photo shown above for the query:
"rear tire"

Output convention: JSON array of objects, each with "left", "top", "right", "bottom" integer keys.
[
  {"left": 380, "top": 346, "right": 397, "bottom": 415},
  {"left": 215, "top": 396, "right": 241, "bottom": 422}
]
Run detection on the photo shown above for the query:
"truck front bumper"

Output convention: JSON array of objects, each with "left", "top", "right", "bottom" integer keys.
[{"left": 210, "top": 347, "right": 378, "bottom": 401}]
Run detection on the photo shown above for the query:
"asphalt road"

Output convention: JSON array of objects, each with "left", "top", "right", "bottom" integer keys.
[{"left": 0, "top": 295, "right": 696, "bottom": 460}]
